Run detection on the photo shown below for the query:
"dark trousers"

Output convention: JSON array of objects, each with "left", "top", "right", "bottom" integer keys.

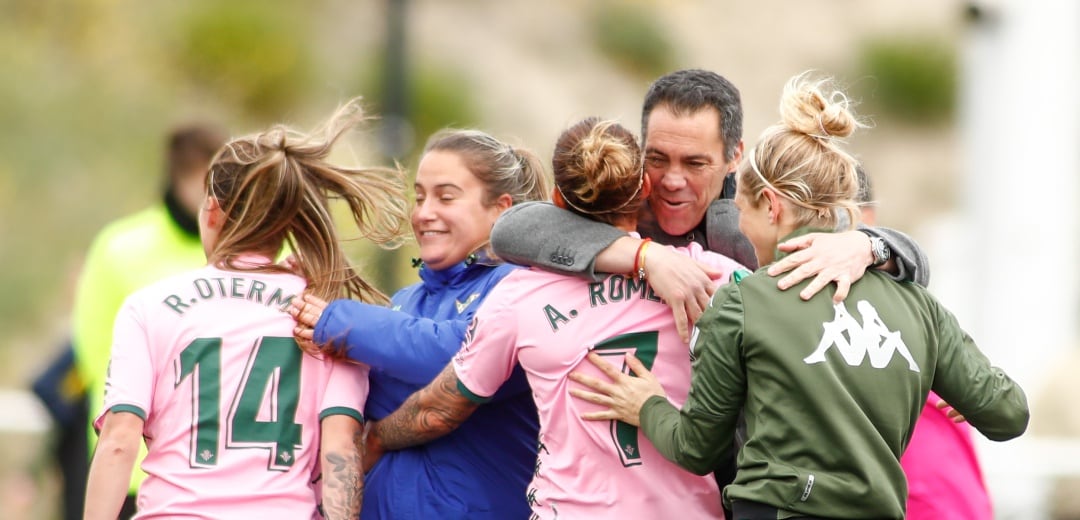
[
  {"left": 120, "top": 494, "right": 138, "bottom": 519},
  {"left": 56, "top": 396, "right": 89, "bottom": 520},
  {"left": 730, "top": 500, "right": 828, "bottom": 520}
]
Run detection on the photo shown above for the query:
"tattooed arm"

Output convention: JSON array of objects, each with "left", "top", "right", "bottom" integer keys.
[
  {"left": 319, "top": 414, "right": 364, "bottom": 520},
  {"left": 370, "top": 363, "right": 480, "bottom": 452}
]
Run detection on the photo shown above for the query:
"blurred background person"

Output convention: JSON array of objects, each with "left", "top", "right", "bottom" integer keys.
[
  {"left": 291, "top": 129, "right": 550, "bottom": 519},
  {"left": 71, "top": 122, "right": 227, "bottom": 518},
  {"left": 854, "top": 166, "right": 877, "bottom": 227},
  {"left": 28, "top": 337, "right": 86, "bottom": 520}
]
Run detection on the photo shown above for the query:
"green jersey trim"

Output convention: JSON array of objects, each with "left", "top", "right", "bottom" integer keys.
[
  {"left": 319, "top": 407, "right": 364, "bottom": 423},
  {"left": 456, "top": 379, "right": 492, "bottom": 405},
  {"left": 108, "top": 404, "right": 147, "bottom": 421}
]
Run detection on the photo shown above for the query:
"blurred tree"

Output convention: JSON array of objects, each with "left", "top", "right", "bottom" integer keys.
[
  {"left": 354, "top": 61, "right": 479, "bottom": 164},
  {"left": 856, "top": 35, "right": 957, "bottom": 124},
  {"left": 588, "top": 1, "right": 676, "bottom": 80},
  {"left": 169, "top": 0, "right": 317, "bottom": 120}
]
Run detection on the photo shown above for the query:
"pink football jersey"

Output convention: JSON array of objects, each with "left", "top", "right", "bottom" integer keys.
[
  {"left": 97, "top": 259, "right": 368, "bottom": 519},
  {"left": 454, "top": 241, "right": 743, "bottom": 519}
]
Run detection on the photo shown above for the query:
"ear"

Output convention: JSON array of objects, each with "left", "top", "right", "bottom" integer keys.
[
  {"left": 493, "top": 192, "right": 514, "bottom": 213},
  {"left": 761, "top": 189, "right": 782, "bottom": 225},
  {"left": 729, "top": 140, "right": 745, "bottom": 171},
  {"left": 552, "top": 188, "right": 567, "bottom": 209},
  {"left": 202, "top": 196, "right": 225, "bottom": 230},
  {"left": 640, "top": 174, "right": 652, "bottom": 199}
]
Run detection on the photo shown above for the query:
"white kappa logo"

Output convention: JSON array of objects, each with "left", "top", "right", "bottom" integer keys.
[{"left": 803, "top": 300, "right": 920, "bottom": 372}]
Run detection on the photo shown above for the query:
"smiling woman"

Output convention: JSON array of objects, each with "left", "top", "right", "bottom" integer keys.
[
  {"left": 412, "top": 132, "right": 525, "bottom": 270},
  {"left": 289, "top": 128, "right": 551, "bottom": 520}
]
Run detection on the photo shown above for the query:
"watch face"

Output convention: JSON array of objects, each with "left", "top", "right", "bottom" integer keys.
[{"left": 871, "top": 238, "right": 889, "bottom": 266}]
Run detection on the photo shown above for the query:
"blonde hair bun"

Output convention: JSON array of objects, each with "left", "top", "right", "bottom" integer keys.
[{"left": 779, "top": 72, "right": 860, "bottom": 140}]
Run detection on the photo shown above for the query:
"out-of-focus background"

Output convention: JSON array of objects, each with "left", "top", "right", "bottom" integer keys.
[{"left": 2, "top": 0, "right": 1077, "bottom": 518}]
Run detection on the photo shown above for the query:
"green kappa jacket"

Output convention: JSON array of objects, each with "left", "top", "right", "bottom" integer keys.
[{"left": 640, "top": 227, "right": 1028, "bottom": 519}]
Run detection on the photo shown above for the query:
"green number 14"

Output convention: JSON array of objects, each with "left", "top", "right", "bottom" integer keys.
[
  {"left": 593, "top": 331, "right": 658, "bottom": 467},
  {"left": 176, "top": 336, "right": 304, "bottom": 471}
]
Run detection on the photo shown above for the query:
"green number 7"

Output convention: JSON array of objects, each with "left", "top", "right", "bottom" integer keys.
[
  {"left": 176, "top": 336, "right": 303, "bottom": 471},
  {"left": 592, "top": 331, "right": 658, "bottom": 467}
]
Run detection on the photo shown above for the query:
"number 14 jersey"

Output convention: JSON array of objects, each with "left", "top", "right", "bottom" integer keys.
[{"left": 97, "top": 260, "right": 369, "bottom": 519}]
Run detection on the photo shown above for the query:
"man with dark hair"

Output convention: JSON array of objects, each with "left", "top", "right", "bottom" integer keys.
[{"left": 72, "top": 122, "right": 226, "bottom": 518}]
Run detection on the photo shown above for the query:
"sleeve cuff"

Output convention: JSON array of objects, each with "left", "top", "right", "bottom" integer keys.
[
  {"left": 456, "top": 379, "right": 493, "bottom": 405},
  {"left": 319, "top": 407, "right": 364, "bottom": 424}
]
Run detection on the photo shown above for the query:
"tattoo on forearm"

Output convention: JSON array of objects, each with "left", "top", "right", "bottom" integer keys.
[
  {"left": 320, "top": 432, "right": 363, "bottom": 520},
  {"left": 375, "top": 364, "right": 478, "bottom": 451}
]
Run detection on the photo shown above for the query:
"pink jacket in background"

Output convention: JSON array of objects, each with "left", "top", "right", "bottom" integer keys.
[{"left": 901, "top": 391, "right": 993, "bottom": 520}]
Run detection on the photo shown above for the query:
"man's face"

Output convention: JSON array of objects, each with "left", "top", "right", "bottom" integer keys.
[{"left": 643, "top": 105, "right": 741, "bottom": 236}]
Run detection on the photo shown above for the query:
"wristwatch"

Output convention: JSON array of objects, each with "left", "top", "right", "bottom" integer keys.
[{"left": 868, "top": 236, "right": 891, "bottom": 268}]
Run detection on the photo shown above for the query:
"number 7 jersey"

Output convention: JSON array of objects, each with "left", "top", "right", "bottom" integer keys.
[
  {"left": 453, "top": 241, "right": 745, "bottom": 519},
  {"left": 96, "top": 261, "right": 369, "bottom": 519}
]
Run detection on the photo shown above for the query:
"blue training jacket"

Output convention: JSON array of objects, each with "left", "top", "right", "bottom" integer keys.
[{"left": 314, "top": 254, "right": 540, "bottom": 520}]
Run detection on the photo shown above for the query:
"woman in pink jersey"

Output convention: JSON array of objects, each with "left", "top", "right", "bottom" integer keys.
[
  {"left": 84, "top": 99, "right": 408, "bottom": 520},
  {"left": 363, "top": 118, "right": 746, "bottom": 519}
]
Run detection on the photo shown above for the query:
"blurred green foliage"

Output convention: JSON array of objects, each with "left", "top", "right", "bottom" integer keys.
[
  {"left": 856, "top": 35, "right": 957, "bottom": 124},
  {"left": 587, "top": 2, "right": 676, "bottom": 80},
  {"left": 170, "top": 1, "right": 316, "bottom": 120},
  {"left": 354, "top": 58, "right": 480, "bottom": 161}
]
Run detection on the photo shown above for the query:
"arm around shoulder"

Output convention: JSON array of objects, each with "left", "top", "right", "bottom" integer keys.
[
  {"left": 491, "top": 201, "right": 626, "bottom": 279},
  {"left": 315, "top": 299, "right": 468, "bottom": 385},
  {"left": 859, "top": 225, "right": 931, "bottom": 287}
]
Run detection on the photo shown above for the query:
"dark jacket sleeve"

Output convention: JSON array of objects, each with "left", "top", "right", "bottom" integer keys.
[
  {"left": 491, "top": 202, "right": 626, "bottom": 281},
  {"left": 929, "top": 299, "right": 1029, "bottom": 441},
  {"left": 858, "top": 225, "right": 931, "bottom": 287},
  {"left": 313, "top": 300, "right": 466, "bottom": 386}
]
